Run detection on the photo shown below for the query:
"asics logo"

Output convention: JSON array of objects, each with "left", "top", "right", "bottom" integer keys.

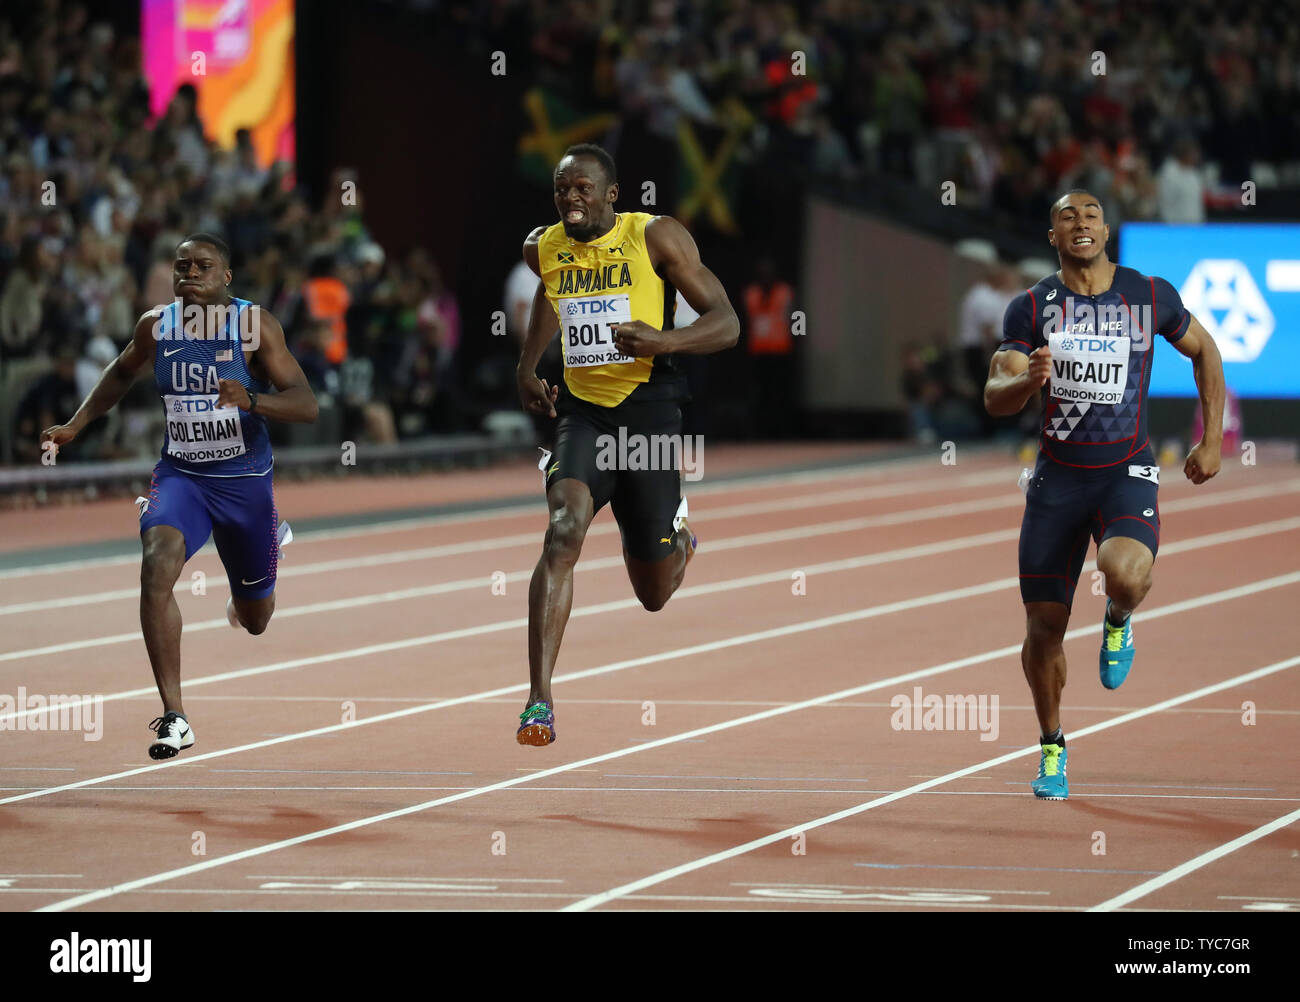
[
  {"left": 1046, "top": 288, "right": 1057, "bottom": 301},
  {"left": 1143, "top": 508, "right": 1155, "bottom": 516}
]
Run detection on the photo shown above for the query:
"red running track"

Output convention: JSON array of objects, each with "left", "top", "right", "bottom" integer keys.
[{"left": 0, "top": 444, "right": 1297, "bottom": 912}]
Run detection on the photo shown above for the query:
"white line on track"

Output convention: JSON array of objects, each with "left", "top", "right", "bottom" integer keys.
[
  {"left": 0, "top": 455, "right": 994, "bottom": 581},
  {"left": 2, "top": 465, "right": 1289, "bottom": 595},
  {"left": 29, "top": 577, "right": 1300, "bottom": 910},
  {"left": 2, "top": 508, "right": 1296, "bottom": 734},
  {"left": 0, "top": 470, "right": 1020, "bottom": 616},
  {"left": 1089, "top": 805, "right": 1300, "bottom": 911},
  {"left": 3, "top": 477, "right": 1295, "bottom": 671},
  {"left": 3, "top": 784, "right": 1292, "bottom": 804},
  {"left": 0, "top": 523, "right": 1022, "bottom": 668},
  {"left": 562, "top": 652, "right": 1300, "bottom": 911}
]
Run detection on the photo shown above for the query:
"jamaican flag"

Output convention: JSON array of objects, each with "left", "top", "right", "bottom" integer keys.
[
  {"left": 675, "top": 99, "right": 752, "bottom": 234},
  {"left": 517, "top": 87, "right": 618, "bottom": 188}
]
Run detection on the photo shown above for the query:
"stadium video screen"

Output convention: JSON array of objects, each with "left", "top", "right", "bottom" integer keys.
[
  {"left": 1121, "top": 223, "right": 1300, "bottom": 398},
  {"left": 141, "top": 0, "right": 295, "bottom": 166}
]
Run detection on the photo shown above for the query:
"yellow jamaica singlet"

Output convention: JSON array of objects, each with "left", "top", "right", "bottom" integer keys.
[{"left": 537, "top": 211, "right": 678, "bottom": 407}]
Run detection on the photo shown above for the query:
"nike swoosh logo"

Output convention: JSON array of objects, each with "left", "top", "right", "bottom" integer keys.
[
  {"left": 163, "top": 347, "right": 184, "bottom": 357},
  {"left": 241, "top": 576, "right": 268, "bottom": 586}
]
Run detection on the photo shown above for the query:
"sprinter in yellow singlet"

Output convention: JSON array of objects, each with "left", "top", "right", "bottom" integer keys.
[{"left": 514, "top": 143, "right": 739, "bottom": 745}]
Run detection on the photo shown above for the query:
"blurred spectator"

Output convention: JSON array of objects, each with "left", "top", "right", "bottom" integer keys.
[
  {"left": 12, "top": 346, "right": 82, "bottom": 462},
  {"left": 741, "top": 257, "right": 796, "bottom": 438},
  {"left": 1156, "top": 138, "right": 1206, "bottom": 223},
  {"left": 901, "top": 336, "right": 982, "bottom": 443},
  {"left": 901, "top": 343, "right": 942, "bottom": 444},
  {"left": 301, "top": 254, "right": 351, "bottom": 366},
  {"left": 956, "top": 261, "right": 1019, "bottom": 396},
  {"left": 874, "top": 47, "right": 925, "bottom": 178},
  {"left": 503, "top": 258, "right": 540, "bottom": 347},
  {"left": 1, "top": 236, "right": 50, "bottom": 358}
]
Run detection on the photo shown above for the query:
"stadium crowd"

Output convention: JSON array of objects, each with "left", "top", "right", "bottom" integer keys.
[
  {"left": 4, "top": 0, "right": 1298, "bottom": 462},
  {"left": 0, "top": 1, "right": 468, "bottom": 463},
  {"left": 467, "top": 0, "right": 1300, "bottom": 221}
]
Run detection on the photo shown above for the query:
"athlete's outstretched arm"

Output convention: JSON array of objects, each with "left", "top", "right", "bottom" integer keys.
[
  {"left": 220, "top": 307, "right": 318, "bottom": 423},
  {"left": 516, "top": 227, "right": 561, "bottom": 417},
  {"left": 984, "top": 345, "right": 1051, "bottom": 415},
  {"left": 40, "top": 309, "right": 159, "bottom": 451},
  {"left": 613, "top": 215, "right": 739, "bottom": 357},
  {"left": 1171, "top": 313, "right": 1224, "bottom": 483}
]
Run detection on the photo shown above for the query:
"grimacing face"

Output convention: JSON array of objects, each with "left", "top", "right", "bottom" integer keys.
[
  {"left": 1049, "top": 195, "right": 1109, "bottom": 264},
  {"left": 554, "top": 156, "right": 617, "bottom": 241},
  {"left": 173, "top": 242, "right": 231, "bottom": 305}
]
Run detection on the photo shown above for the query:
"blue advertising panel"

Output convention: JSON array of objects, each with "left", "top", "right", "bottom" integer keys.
[{"left": 1120, "top": 223, "right": 1300, "bottom": 398}]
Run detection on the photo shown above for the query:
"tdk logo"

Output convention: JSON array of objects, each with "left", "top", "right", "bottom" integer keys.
[
  {"left": 175, "top": 397, "right": 218, "bottom": 413},
  {"left": 566, "top": 296, "right": 623, "bottom": 316},
  {"left": 1064, "top": 338, "right": 1118, "bottom": 352}
]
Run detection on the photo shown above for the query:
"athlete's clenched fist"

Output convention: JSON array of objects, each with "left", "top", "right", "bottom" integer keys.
[
  {"left": 1026, "top": 345, "right": 1052, "bottom": 387},
  {"left": 1184, "top": 440, "right": 1221, "bottom": 484},
  {"left": 217, "top": 378, "right": 253, "bottom": 410},
  {"left": 611, "top": 320, "right": 671, "bottom": 358}
]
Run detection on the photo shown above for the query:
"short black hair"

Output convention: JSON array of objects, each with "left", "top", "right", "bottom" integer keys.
[
  {"left": 1049, "top": 189, "right": 1103, "bottom": 226},
  {"left": 561, "top": 143, "right": 617, "bottom": 186},
  {"left": 178, "top": 233, "right": 231, "bottom": 266}
]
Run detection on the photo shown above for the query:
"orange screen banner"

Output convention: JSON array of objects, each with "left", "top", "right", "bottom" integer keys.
[{"left": 142, "top": 0, "right": 295, "bottom": 166}]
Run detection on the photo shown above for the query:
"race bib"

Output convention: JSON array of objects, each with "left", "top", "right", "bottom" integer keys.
[
  {"left": 164, "top": 394, "right": 246, "bottom": 463},
  {"left": 1128, "top": 464, "right": 1160, "bottom": 484},
  {"left": 558, "top": 294, "right": 635, "bottom": 368},
  {"left": 1047, "top": 333, "right": 1129, "bottom": 406}
]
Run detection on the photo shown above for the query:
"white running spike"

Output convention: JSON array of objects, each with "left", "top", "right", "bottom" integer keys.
[{"left": 672, "top": 496, "right": 689, "bottom": 534}]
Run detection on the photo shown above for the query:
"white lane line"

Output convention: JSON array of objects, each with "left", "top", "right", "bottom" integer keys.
[
  {"left": 0, "top": 472, "right": 1020, "bottom": 617},
  {"left": 0, "top": 521, "right": 1022, "bottom": 672},
  {"left": 3, "top": 473, "right": 1294, "bottom": 667},
  {"left": 0, "top": 457, "right": 1279, "bottom": 584},
  {"left": 0, "top": 455, "right": 994, "bottom": 581},
  {"left": 7, "top": 562, "right": 1291, "bottom": 805},
  {"left": 5, "top": 509, "right": 1294, "bottom": 753},
  {"left": 8, "top": 784, "right": 1292, "bottom": 804},
  {"left": 562, "top": 652, "right": 1300, "bottom": 911},
  {"left": 1089, "top": 806, "right": 1300, "bottom": 912},
  {"left": 3, "top": 505, "right": 1297, "bottom": 731},
  {"left": 30, "top": 583, "right": 1300, "bottom": 910},
  {"left": 0, "top": 574, "right": 1025, "bottom": 804},
  {"left": 246, "top": 874, "right": 565, "bottom": 881}
]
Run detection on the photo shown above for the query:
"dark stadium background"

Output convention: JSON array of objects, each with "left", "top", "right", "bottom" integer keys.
[{"left": 3, "top": 0, "right": 1298, "bottom": 486}]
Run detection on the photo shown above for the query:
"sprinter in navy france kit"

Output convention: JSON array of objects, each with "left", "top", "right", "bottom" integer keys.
[{"left": 984, "top": 190, "right": 1225, "bottom": 800}]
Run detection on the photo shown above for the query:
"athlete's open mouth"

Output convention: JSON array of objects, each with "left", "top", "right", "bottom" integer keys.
[
  {"left": 565, "top": 209, "right": 586, "bottom": 223},
  {"left": 1072, "top": 236, "right": 1094, "bottom": 247}
]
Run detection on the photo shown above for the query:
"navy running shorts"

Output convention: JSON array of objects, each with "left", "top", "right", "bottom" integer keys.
[
  {"left": 1018, "top": 449, "right": 1160, "bottom": 607},
  {"left": 138, "top": 457, "right": 280, "bottom": 599}
]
